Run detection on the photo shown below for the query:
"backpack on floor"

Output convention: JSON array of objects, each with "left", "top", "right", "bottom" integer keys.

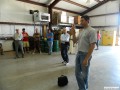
[{"left": 58, "top": 75, "right": 68, "bottom": 87}]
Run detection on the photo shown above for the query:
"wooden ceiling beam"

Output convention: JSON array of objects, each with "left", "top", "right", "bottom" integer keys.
[
  {"left": 81, "top": 0, "right": 110, "bottom": 15},
  {"left": 94, "top": 0, "right": 101, "bottom": 3},
  {"left": 17, "top": 0, "right": 48, "bottom": 7},
  {"left": 62, "top": 0, "right": 89, "bottom": 9},
  {"left": 17, "top": 0, "right": 80, "bottom": 15},
  {"left": 95, "top": 0, "right": 107, "bottom": 3},
  {"left": 48, "top": 0, "right": 61, "bottom": 29},
  {"left": 49, "top": 0, "right": 61, "bottom": 8}
]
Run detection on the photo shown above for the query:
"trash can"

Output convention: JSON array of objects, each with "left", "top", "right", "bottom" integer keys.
[
  {"left": 40, "top": 40, "right": 45, "bottom": 52},
  {"left": 53, "top": 40, "right": 59, "bottom": 52},
  {"left": 44, "top": 40, "right": 49, "bottom": 53}
]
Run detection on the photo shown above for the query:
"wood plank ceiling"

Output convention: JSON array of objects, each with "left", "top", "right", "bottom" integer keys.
[{"left": 17, "top": 0, "right": 112, "bottom": 15}]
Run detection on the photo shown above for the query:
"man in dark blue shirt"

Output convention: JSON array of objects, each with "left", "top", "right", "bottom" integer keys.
[{"left": 47, "top": 29, "right": 54, "bottom": 55}]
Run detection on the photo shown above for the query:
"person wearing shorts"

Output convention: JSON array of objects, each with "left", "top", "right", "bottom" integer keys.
[{"left": 22, "top": 28, "right": 29, "bottom": 53}]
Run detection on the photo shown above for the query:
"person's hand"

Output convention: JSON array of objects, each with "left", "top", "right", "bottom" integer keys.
[
  {"left": 48, "top": 36, "right": 51, "bottom": 38},
  {"left": 70, "top": 30, "right": 75, "bottom": 36},
  {"left": 72, "top": 29, "right": 75, "bottom": 34},
  {"left": 82, "top": 59, "right": 88, "bottom": 66}
]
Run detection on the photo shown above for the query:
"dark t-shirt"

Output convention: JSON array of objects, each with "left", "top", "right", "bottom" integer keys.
[{"left": 33, "top": 33, "right": 40, "bottom": 41}]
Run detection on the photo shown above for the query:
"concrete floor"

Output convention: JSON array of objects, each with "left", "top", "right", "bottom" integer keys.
[{"left": 0, "top": 46, "right": 120, "bottom": 90}]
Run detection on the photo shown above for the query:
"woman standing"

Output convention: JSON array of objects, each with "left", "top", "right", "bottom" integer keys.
[{"left": 95, "top": 30, "right": 101, "bottom": 50}]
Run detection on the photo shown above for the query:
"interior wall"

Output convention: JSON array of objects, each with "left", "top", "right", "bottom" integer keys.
[
  {"left": 0, "top": 0, "right": 47, "bottom": 23},
  {"left": 0, "top": 0, "right": 48, "bottom": 51},
  {"left": 0, "top": 0, "right": 47, "bottom": 36},
  {"left": 87, "top": 1, "right": 119, "bottom": 15},
  {"left": 86, "top": 0, "right": 119, "bottom": 27},
  {"left": 90, "top": 14, "right": 119, "bottom": 26}
]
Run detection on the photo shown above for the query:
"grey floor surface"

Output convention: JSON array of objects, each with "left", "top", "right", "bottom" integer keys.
[{"left": 0, "top": 46, "right": 120, "bottom": 90}]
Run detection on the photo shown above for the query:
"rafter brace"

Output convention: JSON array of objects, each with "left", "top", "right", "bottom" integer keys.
[
  {"left": 94, "top": 0, "right": 101, "bottom": 3},
  {"left": 62, "top": 0, "right": 89, "bottom": 9},
  {"left": 49, "top": 0, "right": 61, "bottom": 8},
  {"left": 81, "top": 0, "right": 110, "bottom": 15},
  {"left": 17, "top": 0, "right": 48, "bottom": 7}
]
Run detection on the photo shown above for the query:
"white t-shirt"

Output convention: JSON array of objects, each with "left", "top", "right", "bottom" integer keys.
[
  {"left": 60, "top": 33, "right": 70, "bottom": 43},
  {"left": 78, "top": 26, "right": 97, "bottom": 52},
  {"left": 14, "top": 33, "right": 23, "bottom": 40}
]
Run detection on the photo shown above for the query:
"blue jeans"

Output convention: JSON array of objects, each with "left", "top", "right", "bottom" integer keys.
[
  {"left": 15, "top": 40, "right": 24, "bottom": 57},
  {"left": 75, "top": 51, "right": 92, "bottom": 90},
  {"left": 47, "top": 41, "right": 53, "bottom": 54},
  {"left": 96, "top": 40, "right": 100, "bottom": 49}
]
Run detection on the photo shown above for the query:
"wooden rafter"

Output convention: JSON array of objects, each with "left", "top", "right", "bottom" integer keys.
[
  {"left": 48, "top": 0, "right": 61, "bottom": 29},
  {"left": 62, "top": 0, "right": 89, "bottom": 9},
  {"left": 0, "top": 22, "right": 41, "bottom": 26},
  {"left": 94, "top": 0, "right": 101, "bottom": 3},
  {"left": 81, "top": 0, "right": 110, "bottom": 15},
  {"left": 95, "top": 0, "right": 110, "bottom": 3},
  {"left": 17, "top": 0, "right": 48, "bottom": 7},
  {"left": 49, "top": 0, "right": 61, "bottom": 8}
]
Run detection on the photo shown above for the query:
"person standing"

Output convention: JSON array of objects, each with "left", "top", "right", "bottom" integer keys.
[
  {"left": 73, "top": 15, "right": 97, "bottom": 90},
  {"left": 95, "top": 30, "right": 101, "bottom": 50},
  {"left": 60, "top": 28, "right": 70, "bottom": 65},
  {"left": 33, "top": 28, "right": 40, "bottom": 54},
  {"left": 14, "top": 29, "right": 24, "bottom": 58},
  {"left": 0, "top": 43, "right": 4, "bottom": 55},
  {"left": 46, "top": 29, "right": 54, "bottom": 55},
  {"left": 22, "top": 28, "right": 30, "bottom": 53}
]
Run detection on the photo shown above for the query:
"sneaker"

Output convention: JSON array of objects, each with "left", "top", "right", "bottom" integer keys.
[
  {"left": 95, "top": 48, "right": 98, "bottom": 50},
  {"left": 48, "top": 52, "right": 51, "bottom": 55},
  {"left": 22, "top": 54, "right": 24, "bottom": 58},
  {"left": 66, "top": 63, "right": 69, "bottom": 65},
  {"left": 14, "top": 56, "right": 20, "bottom": 59},
  {"left": 32, "top": 52, "right": 35, "bottom": 54},
  {"left": 64, "top": 62, "right": 67, "bottom": 65}
]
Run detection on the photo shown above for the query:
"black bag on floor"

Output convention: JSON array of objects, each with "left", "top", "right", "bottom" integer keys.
[{"left": 58, "top": 75, "right": 68, "bottom": 87}]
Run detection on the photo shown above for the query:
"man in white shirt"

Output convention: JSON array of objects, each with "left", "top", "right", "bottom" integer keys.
[
  {"left": 14, "top": 29, "right": 24, "bottom": 58},
  {"left": 60, "top": 28, "right": 70, "bottom": 65}
]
